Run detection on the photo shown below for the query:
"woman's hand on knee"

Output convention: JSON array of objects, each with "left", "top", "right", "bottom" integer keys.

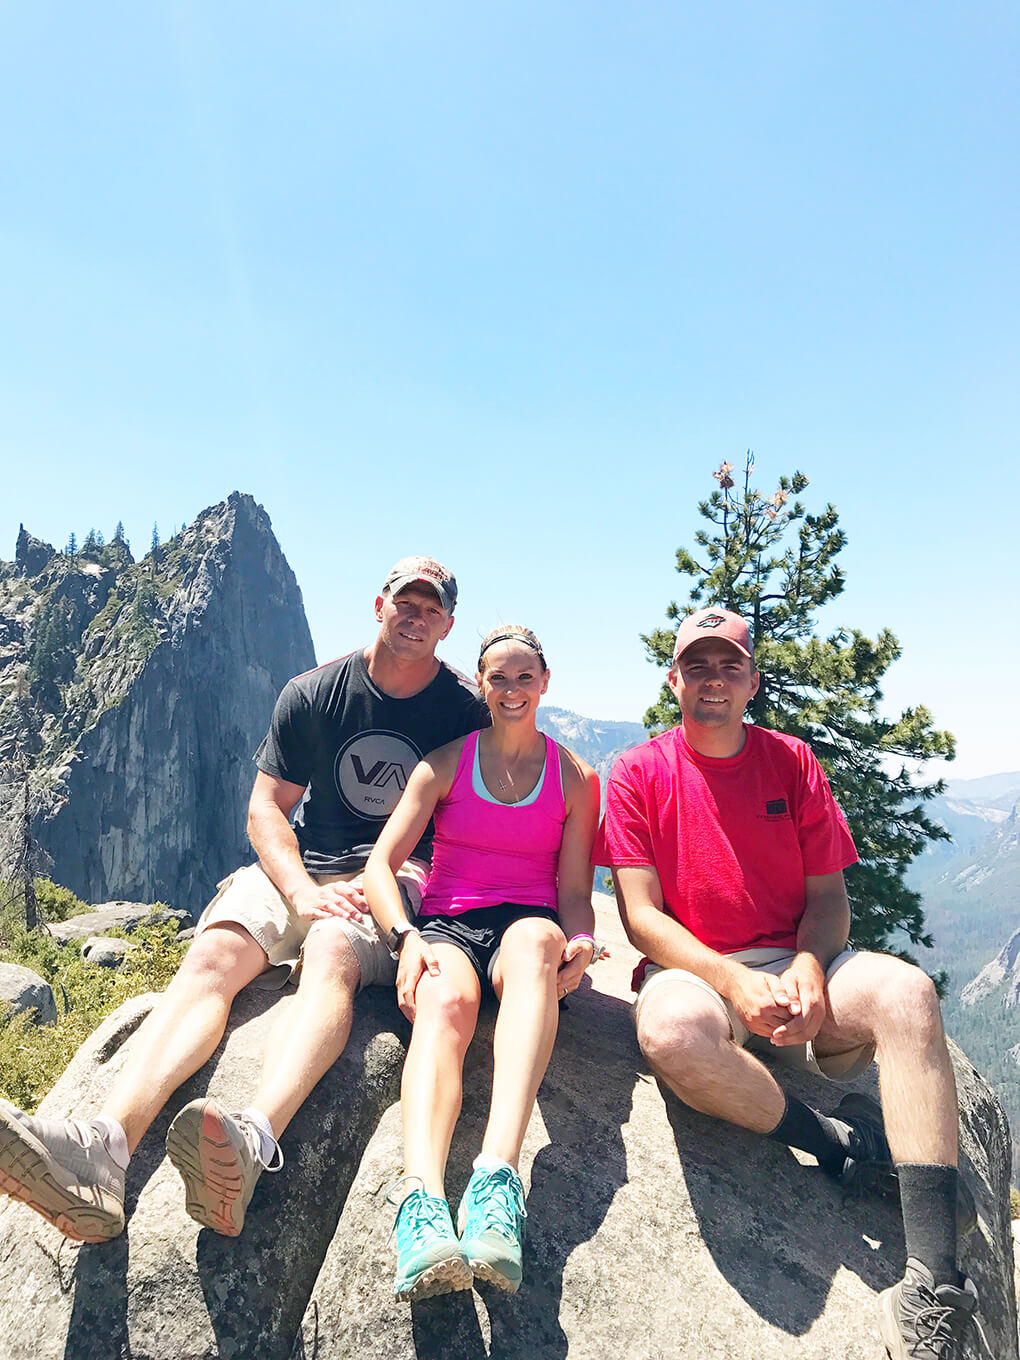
[
  {"left": 556, "top": 936, "right": 594, "bottom": 999},
  {"left": 396, "top": 934, "right": 440, "bottom": 1021}
]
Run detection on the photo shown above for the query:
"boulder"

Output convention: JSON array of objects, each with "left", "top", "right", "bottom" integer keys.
[
  {"left": 47, "top": 902, "right": 192, "bottom": 945},
  {"left": 0, "top": 902, "right": 1014, "bottom": 1359},
  {"left": 0, "top": 961, "right": 56, "bottom": 1025},
  {"left": 82, "top": 936, "right": 137, "bottom": 968}
]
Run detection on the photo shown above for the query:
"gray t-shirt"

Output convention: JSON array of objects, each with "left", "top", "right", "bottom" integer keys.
[{"left": 255, "top": 649, "right": 488, "bottom": 873}]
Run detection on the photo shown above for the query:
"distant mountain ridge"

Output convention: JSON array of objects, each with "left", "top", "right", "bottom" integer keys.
[
  {"left": 905, "top": 771, "right": 1020, "bottom": 1183},
  {"left": 536, "top": 704, "right": 646, "bottom": 790}
]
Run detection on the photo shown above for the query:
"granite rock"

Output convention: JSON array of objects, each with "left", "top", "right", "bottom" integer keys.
[
  {"left": 0, "top": 960, "right": 56, "bottom": 1025},
  {"left": 0, "top": 902, "right": 1014, "bottom": 1359}
]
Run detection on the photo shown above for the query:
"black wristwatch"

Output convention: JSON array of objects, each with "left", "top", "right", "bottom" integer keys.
[{"left": 386, "top": 920, "right": 420, "bottom": 954}]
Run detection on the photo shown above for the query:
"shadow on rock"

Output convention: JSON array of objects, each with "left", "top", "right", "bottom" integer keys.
[
  {"left": 195, "top": 999, "right": 406, "bottom": 1360},
  {"left": 667, "top": 1061, "right": 905, "bottom": 1336},
  {"left": 404, "top": 974, "right": 635, "bottom": 1360},
  {"left": 61, "top": 1234, "right": 130, "bottom": 1360}
]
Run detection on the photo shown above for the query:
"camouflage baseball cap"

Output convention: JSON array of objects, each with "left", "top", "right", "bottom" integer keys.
[{"left": 381, "top": 556, "right": 457, "bottom": 612}]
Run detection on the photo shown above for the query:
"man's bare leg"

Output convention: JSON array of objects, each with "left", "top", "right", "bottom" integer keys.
[
  {"left": 0, "top": 921, "right": 267, "bottom": 1241},
  {"left": 250, "top": 920, "right": 361, "bottom": 1137},
  {"left": 636, "top": 975, "right": 889, "bottom": 1180},
  {"left": 636, "top": 979, "right": 787, "bottom": 1131},
  {"left": 818, "top": 952, "right": 957, "bottom": 1165},
  {"left": 103, "top": 923, "right": 269, "bottom": 1152}
]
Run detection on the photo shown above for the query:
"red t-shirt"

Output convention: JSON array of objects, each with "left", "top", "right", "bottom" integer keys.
[{"left": 595, "top": 724, "right": 858, "bottom": 958}]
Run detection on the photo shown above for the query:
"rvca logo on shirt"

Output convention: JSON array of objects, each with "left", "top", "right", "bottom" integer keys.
[{"left": 335, "top": 730, "right": 423, "bottom": 819}]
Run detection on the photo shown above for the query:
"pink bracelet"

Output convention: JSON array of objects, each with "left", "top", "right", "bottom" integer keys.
[{"left": 568, "top": 933, "right": 596, "bottom": 953}]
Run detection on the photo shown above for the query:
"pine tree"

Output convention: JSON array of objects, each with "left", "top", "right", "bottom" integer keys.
[
  {"left": 0, "top": 684, "right": 50, "bottom": 932},
  {"left": 642, "top": 454, "right": 954, "bottom": 956},
  {"left": 65, "top": 531, "right": 78, "bottom": 557},
  {"left": 151, "top": 522, "right": 161, "bottom": 556}
]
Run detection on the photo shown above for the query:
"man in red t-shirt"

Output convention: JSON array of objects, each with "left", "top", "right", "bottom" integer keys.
[{"left": 599, "top": 607, "right": 982, "bottom": 1360}]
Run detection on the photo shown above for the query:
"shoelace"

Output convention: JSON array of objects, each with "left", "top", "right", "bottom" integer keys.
[
  {"left": 468, "top": 1169, "right": 527, "bottom": 1239},
  {"left": 907, "top": 1285, "right": 993, "bottom": 1360},
  {"left": 237, "top": 1115, "right": 283, "bottom": 1172},
  {"left": 384, "top": 1178, "right": 451, "bottom": 1247}
]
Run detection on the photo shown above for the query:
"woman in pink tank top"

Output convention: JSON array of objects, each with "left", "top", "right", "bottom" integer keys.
[{"left": 365, "top": 625, "right": 601, "bottom": 1303}]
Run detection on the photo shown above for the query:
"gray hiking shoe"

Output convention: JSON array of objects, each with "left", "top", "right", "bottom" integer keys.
[
  {"left": 166, "top": 1098, "right": 282, "bottom": 1236},
  {"left": 0, "top": 1100, "right": 125, "bottom": 1242},
  {"left": 879, "top": 1258, "right": 991, "bottom": 1359}
]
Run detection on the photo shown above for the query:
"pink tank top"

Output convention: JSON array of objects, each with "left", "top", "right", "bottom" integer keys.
[{"left": 420, "top": 731, "right": 566, "bottom": 916}]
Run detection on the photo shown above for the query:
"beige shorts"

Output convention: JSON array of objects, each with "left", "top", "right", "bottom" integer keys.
[
  {"left": 634, "top": 947, "right": 876, "bottom": 1081},
  {"left": 194, "top": 860, "right": 428, "bottom": 991}
]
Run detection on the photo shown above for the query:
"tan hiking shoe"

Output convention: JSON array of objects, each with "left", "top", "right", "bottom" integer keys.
[
  {"left": 166, "top": 1098, "right": 282, "bottom": 1236},
  {"left": 0, "top": 1100, "right": 125, "bottom": 1242}
]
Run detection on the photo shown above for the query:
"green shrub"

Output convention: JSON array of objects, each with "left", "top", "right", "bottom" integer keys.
[
  {"left": 1011, "top": 1186, "right": 1020, "bottom": 1220},
  {"left": 34, "top": 878, "right": 91, "bottom": 922},
  {"left": 0, "top": 919, "right": 187, "bottom": 1112}
]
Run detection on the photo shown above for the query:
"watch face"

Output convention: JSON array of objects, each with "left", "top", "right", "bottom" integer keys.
[{"left": 389, "top": 924, "right": 409, "bottom": 951}]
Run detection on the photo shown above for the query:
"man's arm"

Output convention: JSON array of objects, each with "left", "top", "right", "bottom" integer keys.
[
  {"left": 770, "top": 870, "right": 850, "bottom": 1047},
  {"left": 247, "top": 771, "right": 366, "bottom": 922},
  {"left": 613, "top": 864, "right": 794, "bottom": 1039}
]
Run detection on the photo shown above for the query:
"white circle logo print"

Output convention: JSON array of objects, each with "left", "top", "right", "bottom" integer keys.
[{"left": 334, "top": 730, "right": 422, "bottom": 819}]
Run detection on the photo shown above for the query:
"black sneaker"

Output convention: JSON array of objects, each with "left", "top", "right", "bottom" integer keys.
[
  {"left": 828, "top": 1092, "right": 893, "bottom": 1188},
  {"left": 826, "top": 1094, "right": 978, "bottom": 1235},
  {"left": 879, "top": 1258, "right": 991, "bottom": 1359}
]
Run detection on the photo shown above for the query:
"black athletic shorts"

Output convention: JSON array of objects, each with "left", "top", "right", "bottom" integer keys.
[{"left": 417, "top": 902, "right": 560, "bottom": 988}]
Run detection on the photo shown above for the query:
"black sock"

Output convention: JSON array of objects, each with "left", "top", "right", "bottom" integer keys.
[
  {"left": 898, "top": 1163, "right": 960, "bottom": 1286},
  {"left": 767, "top": 1095, "right": 849, "bottom": 1175}
]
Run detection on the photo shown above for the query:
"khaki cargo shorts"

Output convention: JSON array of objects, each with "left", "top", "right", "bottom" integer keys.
[
  {"left": 634, "top": 946, "right": 876, "bottom": 1081},
  {"left": 194, "top": 859, "right": 428, "bottom": 991}
]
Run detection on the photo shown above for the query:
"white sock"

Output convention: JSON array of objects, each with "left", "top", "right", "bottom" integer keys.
[
  {"left": 90, "top": 1116, "right": 130, "bottom": 1169},
  {"left": 241, "top": 1106, "right": 282, "bottom": 1169},
  {"left": 473, "top": 1153, "right": 514, "bottom": 1175}
]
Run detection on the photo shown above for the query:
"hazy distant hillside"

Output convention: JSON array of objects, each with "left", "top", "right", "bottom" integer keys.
[
  {"left": 908, "top": 772, "right": 1020, "bottom": 1183},
  {"left": 908, "top": 772, "right": 1020, "bottom": 878},
  {"left": 536, "top": 705, "right": 645, "bottom": 789}
]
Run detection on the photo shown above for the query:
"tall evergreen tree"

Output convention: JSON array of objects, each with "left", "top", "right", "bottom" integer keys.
[
  {"left": 151, "top": 522, "right": 161, "bottom": 556},
  {"left": 642, "top": 455, "right": 954, "bottom": 956},
  {"left": 0, "top": 682, "right": 49, "bottom": 932},
  {"left": 65, "top": 531, "right": 77, "bottom": 557}
]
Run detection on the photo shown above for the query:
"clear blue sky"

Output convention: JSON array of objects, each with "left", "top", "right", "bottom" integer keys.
[{"left": 2, "top": 4, "right": 1016, "bottom": 779}]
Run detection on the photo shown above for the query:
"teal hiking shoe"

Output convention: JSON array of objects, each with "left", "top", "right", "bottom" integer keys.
[
  {"left": 392, "top": 1188, "right": 472, "bottom": 1302},
  {"left": 457, "top": 1164, "right": 527, "bottom": 1293}
]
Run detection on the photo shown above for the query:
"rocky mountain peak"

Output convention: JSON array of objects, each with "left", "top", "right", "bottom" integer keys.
[
  {"left": 0, "top": 493, "right": 315, "bottom": 909},
  {"left": 14, "top": 525, "right": 55, "bottom": 578},
  {"left": 961, "top": 925, "right": 1020, "bottom": 1009}
]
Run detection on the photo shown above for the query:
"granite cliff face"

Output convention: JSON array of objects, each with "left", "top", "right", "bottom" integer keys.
[
  {"left": 962, "top": 926, "right": 1020, "bottom": 1010},
  {"left": 0, "top": 494, "right": 315, "bottom": 911}
]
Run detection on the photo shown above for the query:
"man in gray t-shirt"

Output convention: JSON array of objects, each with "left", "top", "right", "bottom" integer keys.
[{"left": 0, "top": 556, "right": 486, "bottom": 1244}]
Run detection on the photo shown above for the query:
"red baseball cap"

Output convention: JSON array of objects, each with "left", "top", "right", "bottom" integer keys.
[{"left": 672, "top": 607, "right": 753, "bottom": 663}]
